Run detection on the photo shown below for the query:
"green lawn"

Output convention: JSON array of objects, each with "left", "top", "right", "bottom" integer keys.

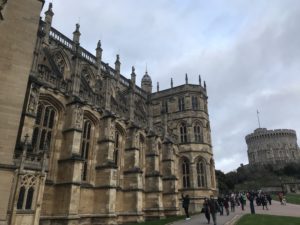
[
  {"left": 285, "top": 193, "right": 300, "bottom": 205},
  {"left": 272, "top": 193, "right": 300, "bottom": 205},
  {"left": 127, "top": 216, "right": 185, "bottom": 225},
  {"left": 236, "top": 214, "right": 300, "bottom": 225}
]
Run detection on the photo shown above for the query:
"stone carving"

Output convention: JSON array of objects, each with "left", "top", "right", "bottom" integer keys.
[
  {"left": 27, "top": 86, "right": 39, "bottom": 114},
  {"left": 73, "top": 105, "right": 83, "bottom": 129},
  {"left": 0, "top": 0, "right": 8, "bottom": 20},
  {"left": 53, "top": 52, "right": 65, "bottom": 75}
]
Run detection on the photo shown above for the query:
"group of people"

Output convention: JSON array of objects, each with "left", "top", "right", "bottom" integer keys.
[{"left": 181, "top": 190, "right": 284, "bottom": 225}]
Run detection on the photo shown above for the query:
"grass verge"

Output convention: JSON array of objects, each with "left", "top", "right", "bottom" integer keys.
[{"left": 236, "top": 214, "right": 300, "bottom": 225}]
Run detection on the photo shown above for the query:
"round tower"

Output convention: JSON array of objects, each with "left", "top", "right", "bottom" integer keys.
[{"left": 141, "top": 70, "right": 152, "bottom": 94}]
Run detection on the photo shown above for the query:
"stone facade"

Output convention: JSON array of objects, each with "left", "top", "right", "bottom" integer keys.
[
  {"left": 1, "top": 3, "right": 217, "bottom": 225},
  {"left": 246, "top": 128, "right": 300, "bottom": 167}
]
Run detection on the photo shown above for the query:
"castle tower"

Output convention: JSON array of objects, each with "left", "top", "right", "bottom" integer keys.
[{"left": 141, "top": 70, "right": 152, "bottom": 94}]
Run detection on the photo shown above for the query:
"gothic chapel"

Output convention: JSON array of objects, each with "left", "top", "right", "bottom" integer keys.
[{"left": 0, "top": 2, "right": 217, "bottom": 225}]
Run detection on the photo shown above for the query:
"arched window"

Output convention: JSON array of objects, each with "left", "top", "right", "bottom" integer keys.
[
  {"left": 17, "top": 186, "right": 25, "bottom": 209},
  {"left": 210, "top": 159, "right": 215, "bottom": 188},
  {"left": 192, "top": 96, "right": 199, "bottom": 110},
  {"left": 114, "top": 132, "right": 120, "bottom": 165},
  {"left": 180, "top": 123, "right": 188, "bottom": 143},
  {"left": 194, "top": 124, "right": 203, "bottom": 143},
  {"left": 178, "top": 97, "right": 185, "bottom": 111},
  {"left": 53, "top": 52, "right": 66, "bottom": 75},
  {"left": 81, "top": 120, "right": 92, "bottom": 181},
  {"left": 182, "top": 159, "right": 190, "bottom": 188},
  {"left": 139, "top": 135, "right": 145, "bottom": 168},
  {"left": 162, "top": 100, "right": 168, "bottom": 113},
  {"left": 25, "top": 187, "right": 34, "bottom": 209},
  {"left": 196, "top": 160, "right": 206, "bottom": 187},
  {"left": 32, "top": 103, "right": 56, "bottom": 152}
]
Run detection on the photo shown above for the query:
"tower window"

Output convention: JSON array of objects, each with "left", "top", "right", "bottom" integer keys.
[
  {"left": 194, "top": 124, "right": 203, "bottom": 143},
  {"left": 192, "top": 96, "right": 199, "bottom": 110},
  {"left": 182, "top": 159, "right": 190, "bottom": 188},
  {"left": 197, "top": 160, "right": 206, "bottom": 187},
  {"left": 162, "top": 100, "right": 168, "bottom": 113},
  {"left": 178, "top": 97, "right": 185, "bottom": 111},
  {"left": 180, "top": 123, "right": 188, "bottom": 143},
  {"left": 81, "top": 120, "right": 92, "bottom": 181}
]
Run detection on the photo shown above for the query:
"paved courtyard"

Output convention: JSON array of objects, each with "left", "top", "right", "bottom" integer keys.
[{"left": 171, "top": 200, "right": 300, "bottom": 225}]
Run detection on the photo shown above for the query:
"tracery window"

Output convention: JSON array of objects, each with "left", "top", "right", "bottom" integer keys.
[
  {"left": 180, "top": 123, "right": 188, "bottom": 143},
  {"left": 32, "top": 103, "right": 56, "bottom": 152},
  {"left": 196, "top": 160, "right": 206, "bottom": 187},
  {"left": 182, "top": 159, "right": 190, "bottom": 188},
  {"left": 194, "top": 124, "right": 203, "bottom": 143},
  {"left": 81, "top": 119, "right": 92, "bottom": 181},
  {"left": 53, "top": 52, "right": 65, "bottom": 75},
  {"left": 16, "top": 174, "right": 36, "bottom": 210},
  {"left": 162, "top": 100, "right": 168, "bottom": 113},
  {"left": 178, "top": 97, "right": 185, "bottom": 111},
  {"left": 192, "top": 96, "right": 199, "bottom": 110}
]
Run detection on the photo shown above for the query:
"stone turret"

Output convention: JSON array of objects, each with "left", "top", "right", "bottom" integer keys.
[
  {"left": 44, "top": 3, "right": 54, "bottom": 44},
  {"left": 141, "top": 70, "right": 152, "bottom": 94},
  {"left": 73, "top": 23, "right": 81, "bottom": 45}
]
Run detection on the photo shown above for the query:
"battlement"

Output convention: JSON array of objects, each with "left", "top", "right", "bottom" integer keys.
[{"left": 245, "top": 128, "right": 297, "bottom": 143}]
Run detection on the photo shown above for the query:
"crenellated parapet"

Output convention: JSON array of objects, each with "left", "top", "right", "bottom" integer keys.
[{"left": 246, "top": 128, "right": 300, "bottom": 167}]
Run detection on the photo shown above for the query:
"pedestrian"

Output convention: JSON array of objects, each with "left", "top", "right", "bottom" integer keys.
[
  {"left": 224, "top": 196, "right": 230, "bottom": 216},
  {"left": 261, "top": 194, "right": 268, "bottom": 210},
  {"left": 266, "top": 194, "right": 272, "bottom": 205},
  {"left": 239, "top": 194, "right": 244, "bottom": 211},
  {"left": 181, "top": 194, "right": 190, "bottom": 220},
  {"left": 248, "top": 192, "right": 255, "bottom": 214},
  {"left": 217, "top": 196, "right": 224, "bottom": 216},
  {"left": 203, "top": 198, "right": 210, "bottom": 224},
  {"left": 208, "top": 195, "right": 219, "bottom": 225},
  {"left": 230, "top": 196, "right": 235, "bottom": 212}
]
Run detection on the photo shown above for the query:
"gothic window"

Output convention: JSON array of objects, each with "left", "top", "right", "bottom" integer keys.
[
  {"left": 114, "top": 132, "right": 120, "bottom": 165},
  {"left": 178, "top": 97, "right": 185, "bottom": 111},
  {"left": 192, "top": 96, "right": 199, "bottom": 110},
  {"left": 32, "top": 103, "right": 56, "bottom": 152},
  {"left": 81, "top": 119, "right": 92, "bottom": 181},
  {"left": 180, "top": 123, "right": 188, "bottom": 143},
  {"left": 139, "top": 136, "right": 145, "bottom": 168},
  {"left": 196, "top": 160, "right": 206, "bottom": 187},
  {"left": 210, "top": 159, "right": 215, "bottom": 188},
  {"left": 162, "top": 100, "right": 168, "bottom": 113},
  {"left": 182, "top": 159, "right": 190, "bottom": 188},
  {"left": 17, "top": 187, "right": 25, "bottom": 209},
  {"left": 16, "top": 174, "right": 37, "bottom": 210},
  {"left": 194, "top": 124, "right": 203, "bottom": 143}
]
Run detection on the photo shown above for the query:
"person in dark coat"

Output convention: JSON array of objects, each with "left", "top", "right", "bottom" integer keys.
[
  {"left": 217, "top": 196, "right": 224, "bottom": 216},
  {"left": 230, "top": 196, "right": 235, "bottom": 212},
  {"left": 266, "top": 194, "right": 272, "bottom": 205},
  {"left": 203, "top": 198, "right": 210, "bottom": 224},
  {"left": 223, "top": 196, "right": 230, "bottom": 216},
  {"left": 208, "top": 196, "right": 219, "bottom": 225},
  {"left": 248, "top": 192, "right": 255, "bottom": 214},
  {"left": 182, "top": 194, "right": 190, "bottom": 220}
]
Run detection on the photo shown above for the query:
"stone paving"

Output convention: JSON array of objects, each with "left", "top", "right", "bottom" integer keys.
[{"left": 171, "top": 201, "right": 300, "bottom": 225}]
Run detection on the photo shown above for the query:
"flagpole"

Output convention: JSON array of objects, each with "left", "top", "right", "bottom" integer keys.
[{"left": 257, "top": 110, "right": 261, "bottom": 128}]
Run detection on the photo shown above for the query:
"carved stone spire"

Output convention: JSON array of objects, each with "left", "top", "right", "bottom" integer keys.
[
  {"left": 157, "top": 82, "right": 159, "bottom": 92},
  {"left": 73, "top": 23, "right": 81, "bottom": 45},
  {"left": 171, "top": 78, "right": 173, "bottom": 88},
  {"left": 199, "top": 74, "right": 202, "bottom": 86},
  {"left": 44, "top": 3, "right": 54, "bottom": 44},
  {"left": 131, "top": 66, "right": 136, "bottom": 87},
  {"left": 185, "top": 73, "right": 188, "bottom": 84},
  {"left": 204, "top": 81, "right": 207, "bottom": 90},
  {"left": 96, "top": 40, "right": 102, "bottom": 77}
]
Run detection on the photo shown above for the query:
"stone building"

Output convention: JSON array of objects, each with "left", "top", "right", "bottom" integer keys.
[
  {"left": 0, "top": 3, "right": 217, "bottom": 225},
  {"left": 246, "top": 128, "right": 300, "bottom": 167}
]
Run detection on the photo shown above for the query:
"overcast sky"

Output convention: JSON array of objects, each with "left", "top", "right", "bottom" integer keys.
[{"left": 43, "top": 0, "right": 300, "bottom": 172}]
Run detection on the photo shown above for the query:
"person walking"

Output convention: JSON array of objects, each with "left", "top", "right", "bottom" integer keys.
[
  {"left": 208, "top": 195, "right": 219, "bottom": 225},
  {"left": 248, "top": 192, "right": 255, "bottom": 214},
  {"left": 181, "top": 194, "right": 190, "bottom": 220},
  {"left": 224, "top": 196, "right": 230, "bottom": 216},
  {"left": 261, "top": 194, "right": 268, "bottom": 210},
  {"left": 203, "top": 198, "right": 210, "bottom": 224},
  {"left": 217, "top": 196, "right": 224, "bottom": 216},
  {"left": 230, "top": 196, "right": 235, "bottom": 212}
]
